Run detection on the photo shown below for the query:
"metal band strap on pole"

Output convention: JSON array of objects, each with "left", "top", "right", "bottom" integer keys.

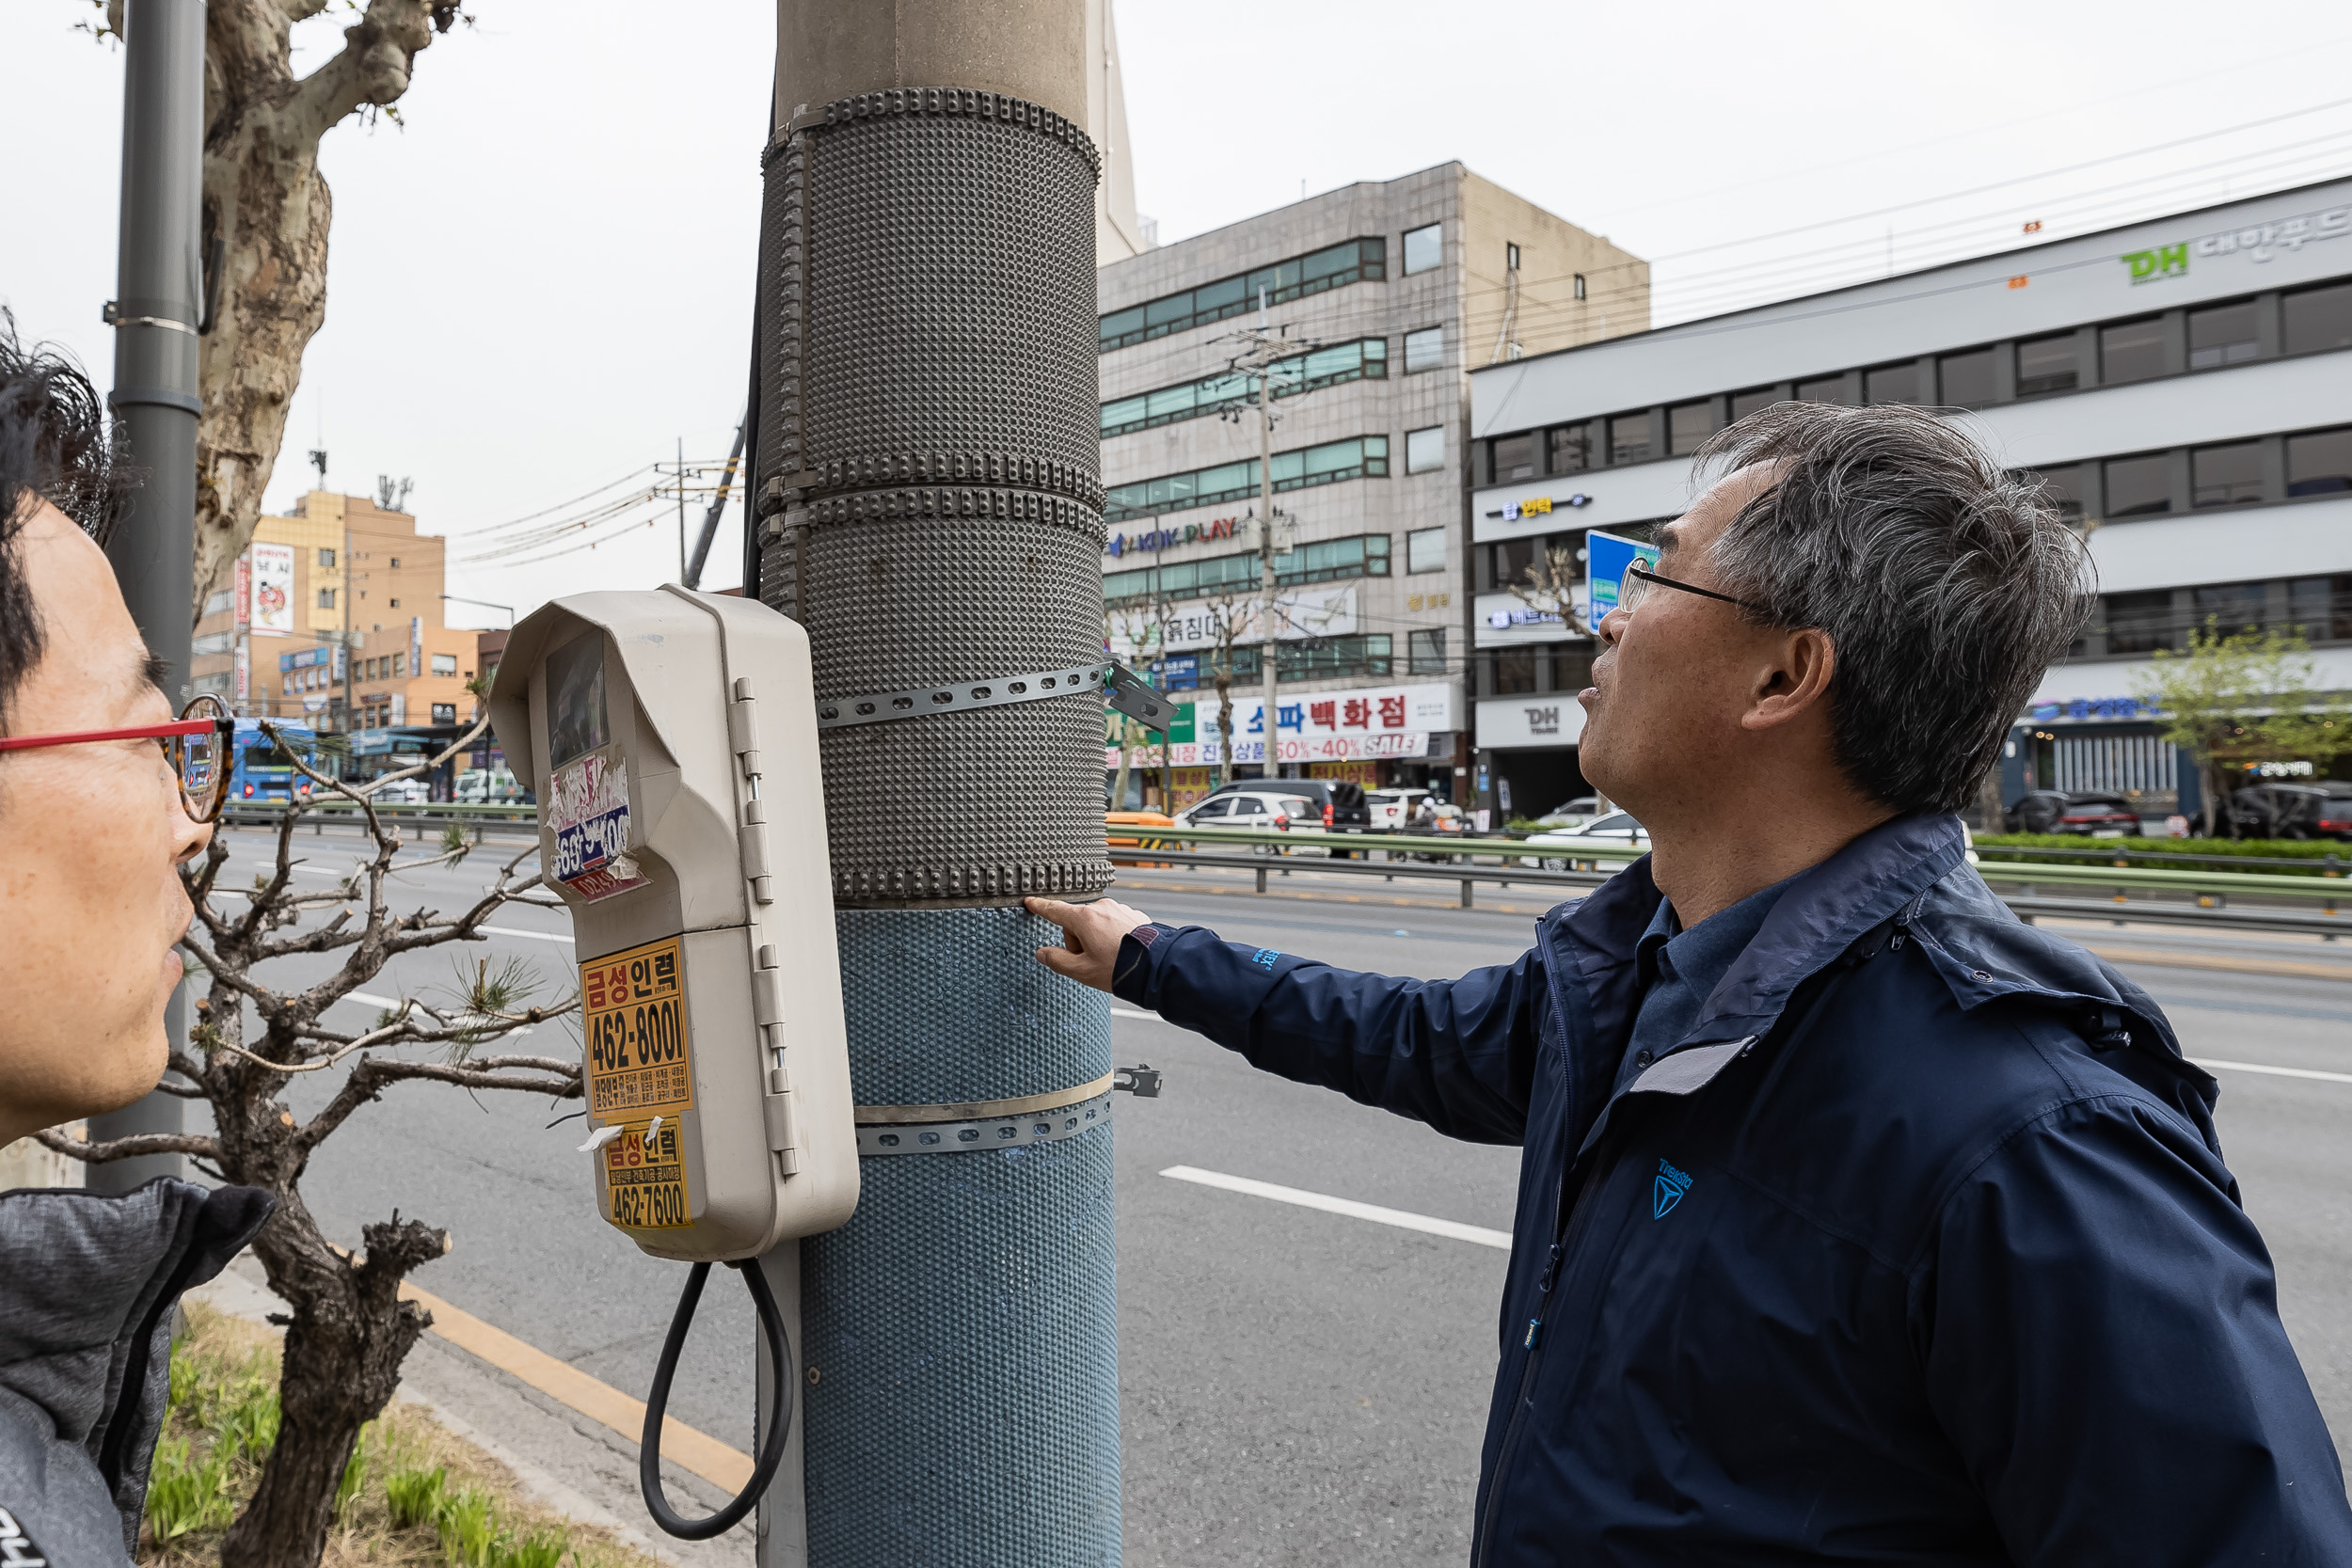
[{"left": 815, "top": 660, "right": 1169, "bottom": 731}]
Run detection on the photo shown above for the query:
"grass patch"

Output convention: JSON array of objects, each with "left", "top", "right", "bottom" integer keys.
[
  {"left": 141, "top": 1302, "right": 660, "bottom": 1568},
  {"left": 1975, "top": 833, "right": 2352, "bottom": 873}
]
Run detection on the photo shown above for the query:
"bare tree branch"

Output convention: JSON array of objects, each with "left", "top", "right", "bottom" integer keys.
[
  {"left": 295, "top": 1053, "right": 580, "bottom": 1152},
  {"left": 39, "top": 1129, "right": 221, "bottom": 1164}
]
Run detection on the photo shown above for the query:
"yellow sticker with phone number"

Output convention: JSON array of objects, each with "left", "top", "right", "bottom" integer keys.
[
  {"left": 581, "top": 935, "right": 694, "bottom": 1120},
  {"left": 602, "top": 1120, "right": 691, "bottom": 1230}
]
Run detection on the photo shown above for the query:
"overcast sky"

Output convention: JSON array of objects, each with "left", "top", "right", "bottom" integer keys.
[{"left": 5, "top": 1, "right": 2349, "bottom": 624}]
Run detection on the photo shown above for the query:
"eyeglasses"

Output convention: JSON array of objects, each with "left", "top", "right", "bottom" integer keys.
[
  {"left": 1620, "top": 562, "right": 1772, "bottom": 619},
  {"left": 0, "top": 694, "right": 236, "bottom": 823}
]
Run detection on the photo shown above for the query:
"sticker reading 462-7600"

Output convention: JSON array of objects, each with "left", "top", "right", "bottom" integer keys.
[{"left": 581, "top": 935, "right": 694, "bottom": 1119}]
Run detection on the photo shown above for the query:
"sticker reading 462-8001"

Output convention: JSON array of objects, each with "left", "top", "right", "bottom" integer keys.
[{"left": 581, "top": 935, "right": 694, "bottom": 1120}]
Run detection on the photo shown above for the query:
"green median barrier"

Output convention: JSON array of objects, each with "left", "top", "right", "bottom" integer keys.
[{"left": 1969, "top": 858, "right": 2351, "bottom": 904}]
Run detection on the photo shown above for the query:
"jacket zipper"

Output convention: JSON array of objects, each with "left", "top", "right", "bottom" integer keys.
[
  {"left": 96, "top": 1228, "right": 211, "bottom": 1491},
  {"left": 1470, "top": 1143, "right": 1616, "bottom": 1568}
]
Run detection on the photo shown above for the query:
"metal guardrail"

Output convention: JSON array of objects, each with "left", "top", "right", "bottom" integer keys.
[
  {"left": 1977, "top": 842, "right": 2351, "bottom": 875},
  {"left": 221, "top": 800, "right": 539, "bottom": 832},
  {"left": 1110, "top": 824, "right": 2352, "bottom": 925}
]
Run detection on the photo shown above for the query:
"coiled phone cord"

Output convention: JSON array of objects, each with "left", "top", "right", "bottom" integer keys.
[{"left": 639, "top": 1258, "right": 794, "bottom": 1540}]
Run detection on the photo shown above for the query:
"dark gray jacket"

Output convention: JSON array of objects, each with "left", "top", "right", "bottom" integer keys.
[{"left": 0, "top": 1178, "right": 272, "bottom": 1565}]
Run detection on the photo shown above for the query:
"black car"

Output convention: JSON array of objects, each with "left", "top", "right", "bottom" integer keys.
[
  {"left": 2005, "top": 790, "right": 2140, "bottom": 835},
  {"left": 1193, "top": 777, "right": 1369, "bottom": 831},
  {"left": 2228, "top": 783, "right": 2352, "bottom": 841}
]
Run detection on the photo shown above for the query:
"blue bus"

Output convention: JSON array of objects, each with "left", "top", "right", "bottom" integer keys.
[{"left": 230, "top": 719, "right": 320, "bottom": 804}]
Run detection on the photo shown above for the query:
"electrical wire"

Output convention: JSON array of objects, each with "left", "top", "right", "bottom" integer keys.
[{"left": 638, "top": 1259, "right": 794, "bottom": 1541}]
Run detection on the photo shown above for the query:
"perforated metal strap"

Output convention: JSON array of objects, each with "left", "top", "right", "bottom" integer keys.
[
  {"left": 855, "top": 1090, "right": 1112, "bottom": 1157},
  {"left": 816, "top": 661, "right": 1169, "bottom": 732}
]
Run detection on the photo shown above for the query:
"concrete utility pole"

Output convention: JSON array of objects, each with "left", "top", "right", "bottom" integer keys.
[
  {"left": 752, "top": 3, "right": 1116, "bottom": 1563},
  {"left": 1224, "top": 296, "right": 1298, "bottom": 781},
  {"left": 91, "top": 0, "right": 206, "bottom": 1193}
]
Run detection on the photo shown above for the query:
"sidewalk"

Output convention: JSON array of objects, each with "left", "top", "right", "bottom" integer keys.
[{"left": 189, "top": 1258, "right": 757, "bottom": 1567}]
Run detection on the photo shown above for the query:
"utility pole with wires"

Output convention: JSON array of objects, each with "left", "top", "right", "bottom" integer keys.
[{"left": 1218, "top": 289, "right": 1309, "bottom": 779}]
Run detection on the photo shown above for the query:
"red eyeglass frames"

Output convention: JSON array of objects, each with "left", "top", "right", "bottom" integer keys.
[{"left": 0, "top": 693, "right": 238, "bottom": 823}]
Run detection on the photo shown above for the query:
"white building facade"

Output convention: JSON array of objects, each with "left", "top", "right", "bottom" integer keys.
[
  {"left": 1465, "top": 177, "right": 2352, "bottom": 822},
  {"left": 1098, "top": 164, "right": 1645, "bottom": 809}
]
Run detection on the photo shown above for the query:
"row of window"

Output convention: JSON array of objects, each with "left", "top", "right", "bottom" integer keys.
[
  {"left": 1105, "top": 533, "right": 1391, "bottom": 608},
  {"left": 1099, "top": 238, "right": 1388, "bottom": 351},
  {"left": 1481, "top": 646, "right": 1597, "bottom": 698},
  {"left": 277, "top": 650, "right": 463, "bottom": 696},
  {"left": 1152, "top": 634, "right": 1401, "bottom": 687},
  {"left": 1104, "top": 435, "right": 1391, "bottom": 523},
  {"left": 1101, "top": 338, "right": 1387, "bottom": 438},
  {"left": 2089, "top": 575, "right": 2352, "bottom": 657},
  {"left": 2026, "top": 423, "right": 2351, "bottom": 522},
  {"left": 1480, "top": 277, "right": 2352, "bottom": 483}
]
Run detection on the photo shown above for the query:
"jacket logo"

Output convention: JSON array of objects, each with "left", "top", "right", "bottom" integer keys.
[
  {"left": 1251, "top": 948, "right": 1279, "bottom": 971},
  {"left": 0, "top": 1507, "right": 48, "bottom": 1566},
  {"left": 1654, "top": 1160, "right": 1693, "bottom": 1219}
]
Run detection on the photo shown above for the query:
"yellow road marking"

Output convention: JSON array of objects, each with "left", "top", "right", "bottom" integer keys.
[
  {"left": 399, "top": 1278, "right": 753, "bottom": 1492},
  {"left": 1114, "top": 877, "right": 1556, "bottom": 916}
]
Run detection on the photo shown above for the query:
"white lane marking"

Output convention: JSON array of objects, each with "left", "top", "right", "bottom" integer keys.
[
  {"left": 1161, "top": 1165, "right": 1512, "bottom": 1250},
  {"left": 2194, "top": 1057, "right": 2352, "bottom": 1085},
  {"left": 1111, "top": 1007, "right": 1156, "bottom": 1020},
  {"left": 484, "top": 926, "right": 574, "bottom": 945}
]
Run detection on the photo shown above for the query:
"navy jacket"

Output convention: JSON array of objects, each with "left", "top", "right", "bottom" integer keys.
[{"left": 1113, "top": 813, "right": 2352, "bottom": 1565}]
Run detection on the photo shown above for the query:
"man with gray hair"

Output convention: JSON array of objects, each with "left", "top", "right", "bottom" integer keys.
[{"left": 1030, "top": 403, "right": 2352, "bottom": 1563}]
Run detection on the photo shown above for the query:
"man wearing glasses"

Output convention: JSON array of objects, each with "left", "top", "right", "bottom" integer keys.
[
  {"left": 1029, "top": 403, "right": 2352, "bottom": 1562},
  {"left": 0, "top": 323, "right": 270, "bottom": 1564}
]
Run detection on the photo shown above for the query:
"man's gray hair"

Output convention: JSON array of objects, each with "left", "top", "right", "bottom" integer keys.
[{"left": 1695, "top": 402, "right": 2094, "bottom": 817}]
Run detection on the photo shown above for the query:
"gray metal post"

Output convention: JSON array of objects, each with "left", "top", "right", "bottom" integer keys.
[
  {"left": 89, "top": 0, "right": 206, "bottom": 1194},
  {"left": 754, "top": 4, "right": 1115, "bottom": 1564}
]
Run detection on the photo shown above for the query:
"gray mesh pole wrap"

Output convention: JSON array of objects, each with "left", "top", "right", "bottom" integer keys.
[{"left": 754, "top": 87, "right": 1119, "bottom": 1565}]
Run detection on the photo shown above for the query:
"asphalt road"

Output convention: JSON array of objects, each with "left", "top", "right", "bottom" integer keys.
[{"left": 198, "top": 827, "right": 2352, "bottom": 1564}]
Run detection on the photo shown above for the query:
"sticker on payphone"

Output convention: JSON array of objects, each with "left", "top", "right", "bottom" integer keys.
[
  {"left": 604, "top": 1120, "right": 691, "bottom": 1229},
  {"left": 582, "top": 935, "right": 695, "bottom": 1119}
]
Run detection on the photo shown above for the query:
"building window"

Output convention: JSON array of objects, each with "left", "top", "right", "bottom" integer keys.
[
  {"left": 2100, "top": 317, "right": 2166, "bottom": 385},
  {"left": 1230, "top": 634, "right": 1393, "bottom": 683},
  {"left": 1548, "top": 422, "right": 1594, "bottom": 473},
  {"left": 431, "top": 652, "right": 458, "bottom": 676},
  {"left": 2288, "top": 427, "right": 2352, "bottom": 496},
  {"left": 389, "top": 556, "right": 402, "bottom": 568},
  {"left": 2188, "top": 299, "right": 2260, "bottom": 369},
  {"left": 1097, "top": 237, "right": 1386, "bottom": 350},
  {"left": 1104, "top": 532, "right": 1391, "bottom": 607},
  {"left": 204, "top": 589, "right": 235, "bottom": 616},
  {"left": 1100, "top": 337, "right": 1387, "bottom": 437},
  {"left": 1793, "top": 373, "right": 1848, "bottom": 404},
  {"left": 1495, "top": 649, "right": 1537, "bottom": 694},
  {"left": 1728, "top": 386, "right": 1778, "bottom": 422},
  {"left": 2284, "top": 281, "right": 2352, "bottom": 356},
  {"left": 2191, "top": 441, "right": 2264, "bottom": 508},
  {"left": 1573, "top": 274, "right": 1587, "bottom": 300},
  {"left": 2193, "top": 580, "right": 2269, "bottom": 635},
  {"left": 1403, "top": 325, "right": 1444, "bottom": 373},
  {"left": 1667, "top": 401, "right": 1712, "bottom": 455},
  {"left": 1506, "top": 242, "right": 1520, "bottom": 272},
  {"left": 1936, "top": 349, "right": 1995, "bottom": 406},
  {"left": 389, "top": 598, "right": 401, "bottom": 609},
  {"left": 1408, "top": 628, "right": 1448, "bottom": 674},
  {"left": 1489, "top": 537, "right": 1534, "bottom": 591},
  {"left": 392, "top": 654, "right": 405, "bottom": 675},
  {"left": 1406, "top": 528, "right": 1447, "bottom": 574},
  {"left": 1608, "top": 412, "right": 1652, "bottom": 465},
  {"left": 2289, "top": 575, "right": 2352, "bottom": 641},
  {"left": 1102, "top": 436, "right": 1390, "bottom": 522},
  {"left": 1406, "top": 426, "right": 1445, "bottom": 474},
  {"left": 432, "top": 703, "right": 457, "bottom": 724},
  {"left": 1489, "top": 433, "right": 1534, "bottom": 483},
  {"left": 1864, "top": 362, "right": 1919, "bottom": 404},
  {"left": 1403, "top": 223, "right": 1441, "bottom": 276},
  {"left": 2022, "top": 466, "right": 2084, "bottom": 526},
  {"left": 2016, "top": 334, "right": 2078, "bottom": 395},
  {"left": 2104, "top": 590, "right": 2177, "bottom": 656},
  {"left": 318, "top": 547, "right": 336, "bottom": 567},
  {"left": 316, "top": 588, "right": 336, "bottom": 610},
  {"left": 2103, "top": 454, "right": 2171, "bottom": 517}
]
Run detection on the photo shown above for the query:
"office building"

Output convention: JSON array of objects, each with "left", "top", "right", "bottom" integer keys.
[
  {"left": 1466, "top": 176, "right": 2352, "bottom": 823},
  {"left": 1098, "top": 163, "right": 1647, "bottom": 808}
]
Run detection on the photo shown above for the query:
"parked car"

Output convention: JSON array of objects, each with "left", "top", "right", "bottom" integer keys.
[
  {"left": 1189, "top": 777, "right": 1369, "bottom": 832},
  {"left": 1174, "top": 790, "right": 1332, "bottom": 854},
  {"left": 372, "top": 777, "right": 431, "bottom": 804},
  {"left": 2005, "top": 790, "right": 2139, "bottom": 835},
  {"left": 1366, "top": 787, "right": 1438, "bottom": 832},
  {"left": 2228, "top": 784, "right": 2352, "bottom": 840},
  {"left": 1532, "top": 794, "right": 1602, "bottom": 828},
  {"left": 1521, "top": 809, "right": 1649, "bottom": 869}
]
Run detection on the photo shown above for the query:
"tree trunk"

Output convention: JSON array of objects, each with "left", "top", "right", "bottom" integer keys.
[
  {"left": 1212, "top": 666, "right": 1233, "bottom": 790},
  {"left": 221, "top": 1194, "right": 446, "bottom": 1568},
  {"left": 1110, "top": 720, "right": 1134, "bottom": 812}
]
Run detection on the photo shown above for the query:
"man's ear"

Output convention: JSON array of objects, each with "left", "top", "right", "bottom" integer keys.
[{"left": 1741, "top": 626, "right": 1836, "bottom": 733}]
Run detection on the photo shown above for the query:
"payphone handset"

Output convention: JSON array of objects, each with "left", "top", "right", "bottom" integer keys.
[{"left": 487, "top": 586, "right": 856, "bottom": 1262}]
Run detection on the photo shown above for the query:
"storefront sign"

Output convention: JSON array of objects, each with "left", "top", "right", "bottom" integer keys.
[
  {"left": 1129, "top": 681, "right": 1457, "bottom": 766},
  {"left": 2028, "top": 696, "right": 2145, "bottom": 721},
  {"left": 1476, "top": 693, "right": 1589, "bottom": 750},
  {"left": 233, "top": 557, "right": 251, "bottom": 630},
  {"left": 1104, "top": 514, "right": 1244, "bottom": 560},
  {"left": 1584, "top": 530, "right": 1658, "bottom": 625},
  {"left": 233, "top": 643, "right": 249, "bottom": 702},
  {"left": 249, "top": 543, "right": 294, "bottom": 636}
]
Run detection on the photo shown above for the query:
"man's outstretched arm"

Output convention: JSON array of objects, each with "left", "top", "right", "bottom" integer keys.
[{"left": 1026, "top": 896, "right": 1544, "bottom": 1145}]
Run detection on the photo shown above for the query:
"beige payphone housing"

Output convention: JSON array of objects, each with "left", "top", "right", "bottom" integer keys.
[{"left": 487, "top": 587, "right": 856, "bottom": 1260}]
